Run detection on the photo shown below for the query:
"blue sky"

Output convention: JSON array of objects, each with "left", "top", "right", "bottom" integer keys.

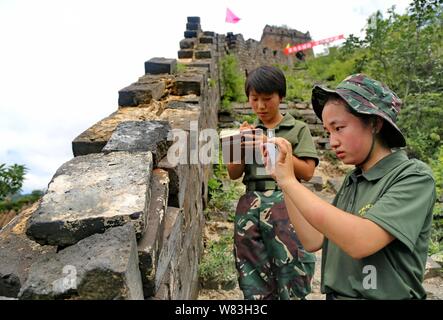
[{"left": 0, "top": 0, "right": 410, "bottom": 193}]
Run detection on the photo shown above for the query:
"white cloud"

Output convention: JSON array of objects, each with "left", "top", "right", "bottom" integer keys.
[{"left": 0, "top": 0, "right": 411, "bottom": 193}]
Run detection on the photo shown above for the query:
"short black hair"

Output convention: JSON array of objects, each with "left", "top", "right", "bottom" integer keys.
[{"left": 245, "top": 65, "right": 286, "bottom": 98}]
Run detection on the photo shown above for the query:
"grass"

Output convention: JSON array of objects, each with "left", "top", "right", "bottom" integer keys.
[{"left": 199, "top": 232, "right": 237, "bottom": 289}]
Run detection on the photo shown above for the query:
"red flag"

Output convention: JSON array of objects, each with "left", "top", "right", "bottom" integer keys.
[{"left": 226, "top": 8, "right": 240, "bottom": 23}]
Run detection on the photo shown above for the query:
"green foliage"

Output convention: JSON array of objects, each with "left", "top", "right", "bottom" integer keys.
[
  {"left": 363, "top": 1, "right": 443, "bottom": 97},
  {"left": 0, "top": 190, "right": 43, "bottom": 212},
  {"left": 285, "top": 73, "right": 312, "bottom": 102},
  {"left": 205, "top": 153, "right": 243, "bottom": 222},
  {"left": 305, "top": 47, "right": 369, "bottom": 88},
  {"left": 431, "top": 146, "right": 443, "bottom": 198},
  {"left": 220, "top": 54, "right": 247, "bottom": 110},
  {"left": 208, "top": 78, "right": 217, "bottom": 88},
  {"left": 176, "top": 63, "right": 187, "bottom": 73},
  {"left": 207, "top": 177, "right": 241, "bottom": 218},
  {"left": 235, "top": 113, "right": 257, "bottom": 125},
  {"left": 429, "top": 145, "right": 443, "bottom": 255},
  {"left": 199, "top": 233, "right": 237, "bottom": 286},
  {"left": 0, "top": 163, "right": 27, "bottom": 201},
  {"left": 397, "top": 93, "right": 443, "bottom": 162}
]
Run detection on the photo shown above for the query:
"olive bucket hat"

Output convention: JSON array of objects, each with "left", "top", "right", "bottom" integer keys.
[{"left": 312, "top": 73, "right": 406, "bottom": 148}]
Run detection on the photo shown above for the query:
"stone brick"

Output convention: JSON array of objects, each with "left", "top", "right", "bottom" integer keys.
[
  {"left": 26, "top": 152, "right": 153, "bottom": 246},
  {"left": 187, "top": 60, "right": 213, "bottom": 74},
  {"left": 186, "top": 23, "right": 200, "bottom": 31},
  {"left": 72, "top": 106, "right": 163, "bottom": 157},
  {"left": 159, "top": 108, "right": 200, "bottom": 131},
  {"left": 137, "top": 169, "right": 169, "bottom": 298},
  {"left": 184, "top": 30, "right": 198, "bottom": 38},
  {"left": 0, "top": 203, "right": 56, "bottom": 298},
  {"left": 179, "top": 38, "right": 197, "bottom": 49},
  {"left": 425, "top": 257, "right": 442, "bottom": 279},
  {"left": 152, "top": 269, "right": 170, "bottom": 300},
  {"left": 170, "top": 216, "right": 203, "bottom": 299},
  {"left": 144, "top": 58, "right": 177, "bottom": 75},
  {"left": 309, "top": 123, "right": 326, "bottom": 135},
  {"left": 102, "top": 121, "right": 172, "bottom": 165},
  {"left": 158, "top": 157, "right": 190, "bottom": 208},
  {"left": 19, "top": 224, "right": 144, "bottom": 300},
  {"left": 187, "top": 16, "right": 200, "bottom": 23},
  {"left": 155, "top": 207, "right": 184, "bottom": 293},
  {"left": 177, "top": 49, "right": 193, "bottom": 59},
  {"left": 199, "top": 37, "right": 214, "bottom": 44},
  {"left": 71, "top": 138, "right": 108, "bottom": 158},
  {"left": 172, "top": 74, "right": 203, "bottom": 96},
  {"left": 179, "top": 96, "right": 201, "bottom": 104},
  {"left": 165, "top": 100, "right": 201, "bottom": 111},
  {"left": 314, "top": 137, "right": 330, "bottom": 150},
  {"left": 194, "top": 50, "right": 211, "bottom": 59},
  {"left": 118, "top": 81, "right": 165, "bottom": 107}
]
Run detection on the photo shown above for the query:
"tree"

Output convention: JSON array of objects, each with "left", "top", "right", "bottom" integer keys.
[
  {"left": 0, "top": 163, "right": 27, "bottom": 201},
  {"left": 363, "top": 1, "right": 443, "bottom": 97}
]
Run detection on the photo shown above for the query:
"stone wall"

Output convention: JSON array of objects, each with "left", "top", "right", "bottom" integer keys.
[
  {"left": 260, "top": 24, "right": 313, "bottom": 57},
  {"left": 223, "top": 32, "right": 292, "bottom": 74},
  {"left": 224, "top": 24, "right": 313, "bottom": 73},
  {"left": 0, "top": 16, "right": 221, "bottom": 300}
]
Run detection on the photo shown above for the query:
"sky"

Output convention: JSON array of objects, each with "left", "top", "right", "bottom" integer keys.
[{"left": 0, "top": 0, "right": 411, "bottom": 193}]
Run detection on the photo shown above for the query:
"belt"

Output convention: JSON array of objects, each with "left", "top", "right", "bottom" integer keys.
[{"left": 246, "top": 180, "right": 281, "bottom": 192}]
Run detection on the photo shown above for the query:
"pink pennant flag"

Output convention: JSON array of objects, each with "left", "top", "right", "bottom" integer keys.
[{"left": 226, "top": 8, "right": 240, "bottom": 23}]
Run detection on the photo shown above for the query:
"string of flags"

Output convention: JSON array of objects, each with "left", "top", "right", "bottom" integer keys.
[
  {"left": 226, "top": 8, "right": 240, "bottom": 24},
  {"left": 224, "top": 9, "right": 343, "bottom": 56},
  {"left": 283, "top": 34, "right": 344, "bottom": 55}
]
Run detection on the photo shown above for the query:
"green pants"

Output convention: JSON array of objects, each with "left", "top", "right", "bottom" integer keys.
[{"left": 234, "top": 190, "right": 316, "bottom": 300}]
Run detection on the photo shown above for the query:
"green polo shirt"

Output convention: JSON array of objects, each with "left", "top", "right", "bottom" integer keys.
[
  {"left": 242, "top": 112, "right": 319, "bottom": 187},
  {"left": 321, "top": 151, "right": 436, "bottom": 299}
]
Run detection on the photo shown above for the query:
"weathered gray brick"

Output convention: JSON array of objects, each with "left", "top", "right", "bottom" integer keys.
[
  {"left": 144, "top": 58, "right": 177, "bottom": 75},
  {"left": 26, "top": 152, "right": 153, "bottom": 246},
  {"left": 102, "top": 121, "right": 171, "bottom": 165},
  {"left": 137, "top": 169, "right": 169, "bottom": 298},
  {"left": 19, "top": 224, "right": 144, "bottom": 300}
]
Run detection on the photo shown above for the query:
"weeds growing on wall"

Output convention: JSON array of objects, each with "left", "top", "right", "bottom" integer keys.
[{"left": 220, "top": 54, "right": 247, "bottom": 111}]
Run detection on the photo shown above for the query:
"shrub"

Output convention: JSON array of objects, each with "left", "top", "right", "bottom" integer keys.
[{"left": 220, "top": 55, "right": 247, "bottom": 110}]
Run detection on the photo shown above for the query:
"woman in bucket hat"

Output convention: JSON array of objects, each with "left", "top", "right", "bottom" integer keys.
[{"left": 264, "top": 74, "right": 436, "bottom": 299}]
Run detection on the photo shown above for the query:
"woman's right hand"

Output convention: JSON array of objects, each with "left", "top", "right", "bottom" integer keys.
[
  {"left": 239, "top": 121, "right": 254, "bottom": 132},
  {"left": 239, "top": 121, "right": 260, "bottom": 149},
  {"left": 263, "top": 137, "right": 297, "bottom": 189}
]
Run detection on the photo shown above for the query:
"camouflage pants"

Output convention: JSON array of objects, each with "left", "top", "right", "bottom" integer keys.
[{"left": 234, "top": 190, "right": 316, "bottom": 300}]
